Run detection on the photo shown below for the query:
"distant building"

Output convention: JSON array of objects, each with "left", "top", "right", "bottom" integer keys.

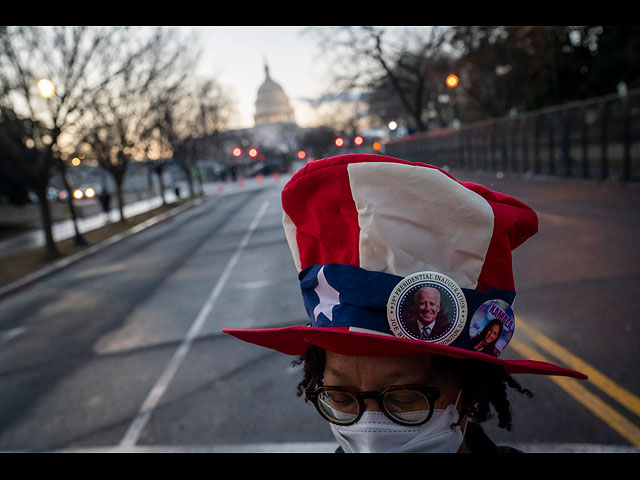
[
  {"left": 254, "top": 63, "right": 296, "bottom": 125},
  {"left": 249, "top": 61, "right": 301, "bottom": 156},
  {"left": 211, "top": 61, "right": 303, "bottom": 178}
]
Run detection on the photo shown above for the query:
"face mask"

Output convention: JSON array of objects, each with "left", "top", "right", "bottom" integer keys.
[{"left": 330, "top": 392, "right": 465, "bottom": 453}]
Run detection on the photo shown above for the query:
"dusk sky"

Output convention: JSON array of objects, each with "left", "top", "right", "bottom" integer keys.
[{"left": 190, "top": 26, "right": 335, "bottom": 129}]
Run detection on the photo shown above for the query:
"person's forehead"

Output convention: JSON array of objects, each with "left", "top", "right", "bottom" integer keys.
[{"left": 323, "top": 352, "right": 444, "bottom": 388}]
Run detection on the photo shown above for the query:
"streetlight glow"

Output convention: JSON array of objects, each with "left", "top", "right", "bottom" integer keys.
[{"left": 37, "top": 78, "right": 55, "bottom": 98}]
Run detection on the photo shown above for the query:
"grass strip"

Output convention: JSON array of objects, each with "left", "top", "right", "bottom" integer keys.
[{"left": 0, "top": 201, "right": 188, "bottom": 289}]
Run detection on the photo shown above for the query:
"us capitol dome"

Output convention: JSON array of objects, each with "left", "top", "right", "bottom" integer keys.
[
  {"left": 254, "top": 63, "right": 296, "bottom": 125},
  {"left": 210, "top": 61, "right": 302, "bottom": 179}
]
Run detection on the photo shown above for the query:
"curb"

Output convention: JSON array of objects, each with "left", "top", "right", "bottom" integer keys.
[{"left": 0, "top": 196, "right": 205, "bottom": 301}]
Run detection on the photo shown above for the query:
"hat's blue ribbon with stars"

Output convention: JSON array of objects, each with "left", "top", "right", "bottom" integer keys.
[{"left": 299, "top": 263, "right": 515, "bottom": 351}]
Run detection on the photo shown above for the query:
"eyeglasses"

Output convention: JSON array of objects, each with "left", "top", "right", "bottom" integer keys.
[{"left": 305, "top": 384, "right": 441, "bottom": 426}]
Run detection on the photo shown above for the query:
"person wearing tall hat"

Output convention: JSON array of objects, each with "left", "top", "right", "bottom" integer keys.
[{"left": 223, "top": 154, "right": 587, "bottom": 453}]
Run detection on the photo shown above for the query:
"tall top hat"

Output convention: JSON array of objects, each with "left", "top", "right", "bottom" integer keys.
[{"left": 223, "top": 154, "right": 586, "bottom": 379}]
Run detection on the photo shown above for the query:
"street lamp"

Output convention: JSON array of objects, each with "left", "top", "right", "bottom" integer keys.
[
  {"left": 388, "top": 121, "right": 398, "bottom": 139},
  {"left": 445, "top": 74, "right": 460, "bottom": 128},
  {"left": 446, "top": 74, "right": 459, "bottom": 89},
  {"left": 37, "top": 78, "right": 56, "bottom": 98}
]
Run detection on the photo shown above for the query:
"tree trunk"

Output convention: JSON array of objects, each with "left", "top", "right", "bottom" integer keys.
[
  {"left": 156, "top": 170, "right": 167, "bottom": 206},
  {"left": 36, "top": 189, "right": 59, "bottom": 259},
  {"left": 58, "top": 164, "right": 87, "bottom": 245},
  {"left": 182, "top": 165, "right": 195, "bottom": 197},
  {"left": 115, "top": 179, "right": 126, "bottom": 223}
]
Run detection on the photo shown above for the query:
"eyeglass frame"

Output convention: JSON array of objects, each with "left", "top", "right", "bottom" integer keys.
[{"left": 305, "top": 384, "right": 442, "bottom": 427}]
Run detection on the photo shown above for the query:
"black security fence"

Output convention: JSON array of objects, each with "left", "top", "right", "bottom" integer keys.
[{"left": 384, "top": 89, "right": 640, "bottom": 182}]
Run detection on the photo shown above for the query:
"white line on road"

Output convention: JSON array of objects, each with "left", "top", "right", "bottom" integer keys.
[
  {"left": 0, "top": 327, "right": 26, "bottom": 347},
  {"left": 119, "top": 199, "right": 270, "bottom": 448},
  {"left": 26, "top": 441, "right": 640, "bottom": 454}
]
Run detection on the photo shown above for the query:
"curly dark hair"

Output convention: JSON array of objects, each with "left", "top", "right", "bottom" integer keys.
[{"left": 291, "top": 346, "right": 533, "bottom": 431}]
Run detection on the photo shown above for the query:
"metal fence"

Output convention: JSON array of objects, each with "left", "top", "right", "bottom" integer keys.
[{"left": 384, "top": 89, "right": 640, "bottom": 182}]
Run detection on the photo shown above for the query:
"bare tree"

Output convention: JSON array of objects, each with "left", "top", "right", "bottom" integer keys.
[
  {"left": 156, "top": 78, "right": 235, "bottom": 198},
  {"left": 307, "top": 26, "right": 456, "bottom": 132},
  {"left": 79, "top": 27, "right": 199, "bottom": 222},
  {"left": 0, "top": 26, "right": 131, "bottom": 256},
  {"left": 0, "top": 107, "right": 60, "bottom": 257}
]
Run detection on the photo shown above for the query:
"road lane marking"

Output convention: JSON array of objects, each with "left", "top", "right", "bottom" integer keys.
[
  {"left": 517, "top": 316, "right": 640, "bottom": 418},
  {"left": 510, "top": 339, "right": 640, "bottom": 447},
  {"left": 0, "top": 327, "right": 25, "bottom": 346},
  {"left": 119, "top": 199, "right": 270, "bottom": 448}
]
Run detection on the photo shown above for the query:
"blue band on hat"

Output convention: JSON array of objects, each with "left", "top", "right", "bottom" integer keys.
[{"left": 299, "top": 264, "right": 516, "bottom": 351}]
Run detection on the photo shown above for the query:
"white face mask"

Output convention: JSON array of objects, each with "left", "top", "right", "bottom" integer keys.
[{"left": 330, "top": 392, "right": 465, "bottom": 453}]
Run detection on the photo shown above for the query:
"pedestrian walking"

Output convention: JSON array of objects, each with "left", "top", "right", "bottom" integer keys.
[{"left": 98, "top": 190, "right": 111, "bottom": 215}]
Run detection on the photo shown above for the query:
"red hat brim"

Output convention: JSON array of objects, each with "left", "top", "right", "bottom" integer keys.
[{"left": 222, "top": 326, "right": 587, "bottom": 379}]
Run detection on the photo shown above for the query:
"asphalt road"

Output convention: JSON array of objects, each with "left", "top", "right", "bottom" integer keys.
[{"left": 0, "top": 171, "right": 638, "bottom": 453}]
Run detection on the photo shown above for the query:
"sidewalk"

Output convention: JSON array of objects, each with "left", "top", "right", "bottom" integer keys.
[{"left": 0, "top": 177, "right": 279, "bottom": 261}]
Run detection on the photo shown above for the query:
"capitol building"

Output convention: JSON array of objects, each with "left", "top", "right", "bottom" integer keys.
[
  {"left": 254, "top": 63, "right": 296, "bottom": 125},
  {"left": 249, "top": 62, "right": 301, "bottom": 158},
  {"left": 213, "top": 61, "right": 303, "bottom": 177}
]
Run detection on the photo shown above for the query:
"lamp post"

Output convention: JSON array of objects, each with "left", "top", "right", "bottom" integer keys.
[
  {"left": 445, "top": 74, "right": 460, "bottom": 129},
  {"left": 37, "top": 78, "right": 87, "bottom": 245},
  {"left": 388, "top": 121, "right": 398, "bottom": 139}
]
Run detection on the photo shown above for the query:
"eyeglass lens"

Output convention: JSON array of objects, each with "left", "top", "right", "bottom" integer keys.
[{"left": 316, "top": 388, "right": 432, "bottom": 425}]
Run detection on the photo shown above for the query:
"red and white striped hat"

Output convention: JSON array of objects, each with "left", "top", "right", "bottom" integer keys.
[{"left": 223, "top": 154, "right": 586, "bottom": 379}]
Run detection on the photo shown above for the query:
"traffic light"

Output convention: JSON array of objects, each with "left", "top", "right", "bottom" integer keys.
[
  {"left": 232, "top": 147, "right": 242, "bottom": 157},
  {"left": 354, "top": 135, "right": 364, "bottom": 146},
  {"left": 335, "top": 137, "right": 344, "bottom": 147},
  {"left": 248, "top": 148, "right": 258, "bottom": 158}
]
